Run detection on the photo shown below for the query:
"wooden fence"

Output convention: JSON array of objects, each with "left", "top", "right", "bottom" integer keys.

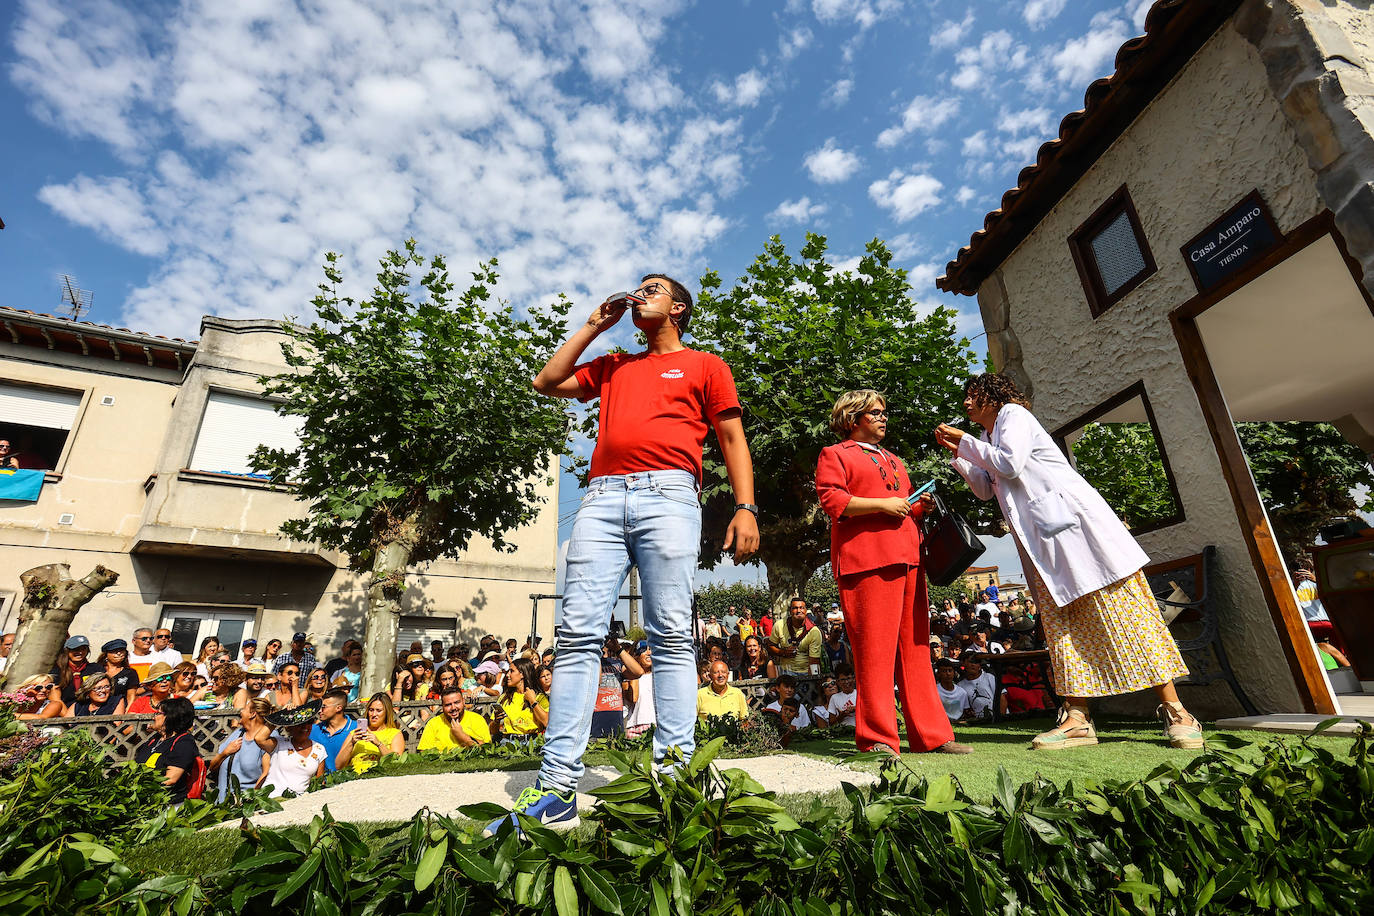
[{"left": 31, "top": 675, "right": 826, "bottom": 764}]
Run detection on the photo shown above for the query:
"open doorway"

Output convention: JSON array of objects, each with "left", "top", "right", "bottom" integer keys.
[{"left": 1173, "top": 214, "right": 1374, "bottom": 717}]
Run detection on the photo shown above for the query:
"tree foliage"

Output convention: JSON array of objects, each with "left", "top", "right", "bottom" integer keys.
[
  {"left": 253, "top": 242, "right": 571, "bottom": 690},
  {"left": 689, "top": 233, "right": 985, "bottom": 610},
  {"left": 1236, "top": 422, "right": 1374, "bottom": 565},
  {"left": 1069, "top": 422, "right": 1177, "bottom": 530}
]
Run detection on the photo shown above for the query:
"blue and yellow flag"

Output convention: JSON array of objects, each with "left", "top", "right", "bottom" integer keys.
[{"left": 0, "top": 468, "right": 45, "bottom": 501}]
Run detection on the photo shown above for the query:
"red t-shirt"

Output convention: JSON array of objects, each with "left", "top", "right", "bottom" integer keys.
[{"left": 575, "top": 349, "right": 740, "bottom": 481}]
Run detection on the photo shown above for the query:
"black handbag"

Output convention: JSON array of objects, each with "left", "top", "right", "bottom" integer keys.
[{"left": 920, "top": 492, "right": 986, "bottom": 586}]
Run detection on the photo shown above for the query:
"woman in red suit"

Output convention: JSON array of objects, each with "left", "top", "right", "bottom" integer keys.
[{"left": 816, "top": 390, "right": 972, "bottom": 756}]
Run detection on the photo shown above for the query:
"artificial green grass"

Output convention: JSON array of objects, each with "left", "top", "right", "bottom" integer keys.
[{"left": 788, "top": 716, "right": 1358, "bottom": 803}]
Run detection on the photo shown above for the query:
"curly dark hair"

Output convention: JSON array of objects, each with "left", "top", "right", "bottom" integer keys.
[{"left": 963, "top": 373, "right": 1031, "bottom": 412}]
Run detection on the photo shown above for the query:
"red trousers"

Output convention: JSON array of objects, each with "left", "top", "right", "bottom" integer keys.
[{"left": 839, "top": 563, "right": 954, "bottom": 753}]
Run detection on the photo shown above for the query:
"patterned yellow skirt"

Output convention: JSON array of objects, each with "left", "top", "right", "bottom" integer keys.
[{"left": 1025, "top": 567, "right": 1189, "bottom": 698}]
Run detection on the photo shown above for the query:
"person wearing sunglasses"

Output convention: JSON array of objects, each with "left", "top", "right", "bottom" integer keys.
[
  {"left": 488, "top": 273, "right": 760, "bottom": 835},
  {"left": 816, "top": 389, "right": 970, "bottom": 757}
]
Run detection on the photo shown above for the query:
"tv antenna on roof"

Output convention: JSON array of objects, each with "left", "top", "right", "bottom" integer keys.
[{"left": 58, "top": 274, "right": 94, "bottom": 320}]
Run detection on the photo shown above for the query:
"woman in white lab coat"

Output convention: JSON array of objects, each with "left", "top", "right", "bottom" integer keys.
[{"left": 935, "top": 373, "right": 1203, "bottom": 751}]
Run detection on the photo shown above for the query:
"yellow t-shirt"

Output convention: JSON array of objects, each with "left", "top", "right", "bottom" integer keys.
[
  {"left": 349, "top": 726, "right": 401, "bottom": 774},
  {"left": 697, "top": 685, "right": 749, "bottom": 720},
  {"left": 770, "top": 619, "right": 823, "bottom": 674},
  {"left": 417, "top": 710, "right": 491, "bottom": 751},
  {"left": 499, "top": 692, "right": 549, "bottom": 735},
  {"left": 738, "top": 620, "right": 755, "bottom": 642}
]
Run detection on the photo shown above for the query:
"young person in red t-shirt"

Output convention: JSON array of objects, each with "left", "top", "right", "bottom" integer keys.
[{"left": 486, "top": 274, "right": 759, "bottom": 835}]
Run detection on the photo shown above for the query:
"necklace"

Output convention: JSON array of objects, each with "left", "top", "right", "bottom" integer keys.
[{"left": 855, "top": 442, "right": 900, "bottom": 491}]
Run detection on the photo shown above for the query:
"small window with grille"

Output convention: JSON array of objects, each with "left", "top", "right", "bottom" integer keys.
[{"left": 1068, "top": 185, "right": 1156, "bottom": 317}]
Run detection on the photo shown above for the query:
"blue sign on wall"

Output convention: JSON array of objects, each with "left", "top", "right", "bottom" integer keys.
[{"left": 1181, "top": 189, "right": 1283, "bottom": 292}]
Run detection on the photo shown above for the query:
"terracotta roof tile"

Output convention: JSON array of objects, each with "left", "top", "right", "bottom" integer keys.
[
  {"left": 0, "top": 305, "right": 198, "bottom": 346},
  {"left": 938, "top": 0, "right": 1243, "bottom": 295}
]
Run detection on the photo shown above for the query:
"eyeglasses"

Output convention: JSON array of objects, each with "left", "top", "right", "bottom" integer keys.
[
  {"left": 134, "top": 637, "right": 153, "bottom": 643},
  {"left": 633, "top": 281, "right": 668, "bottom": 299},
  {"left": 862, "top": 409, "right": 889, "bottom": 419},
  {"left": 154, "top": 633, "right": 172, "bottom": 639}
]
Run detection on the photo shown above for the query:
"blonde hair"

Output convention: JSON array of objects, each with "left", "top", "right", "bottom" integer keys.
[
  {"left": 19, "top": 674, "right": 53, "bottom": 691},
  {"left": 364, "top": 691, "right": 399, "bottom": 730},
  {"left": 830, "top": 389, "right": 885, "bottom": 438},
  {"left": 246, "top": 697, "right": 273, "bottom": 720}
]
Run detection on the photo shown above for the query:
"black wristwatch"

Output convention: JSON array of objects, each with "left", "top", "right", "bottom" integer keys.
[{"left": 734, "top": 503, "right": 759, "bottom": 518}]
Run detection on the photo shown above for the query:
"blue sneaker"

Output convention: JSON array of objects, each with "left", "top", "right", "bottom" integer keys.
[{"left": 483, "top": 781, "right": 579, "bottom": 836}]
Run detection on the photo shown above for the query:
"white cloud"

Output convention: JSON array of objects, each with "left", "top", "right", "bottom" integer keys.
[
  {"left": 875, "top": 94, "right": 959, "bottom": 149},
  {"left": 1051, "top": 13, "right": 1129, "bottom": 87},
  {"left": 1129, "top": 0, "right": 1154, "bottom": 31},
  {"left": 868, "top": 169, "right": 943, "bottom": 221},
  {"left": 711, "top": 68, "right": 770, "bottom": 107},
  {"left": 955, "top": 185, "right": 978, "bottom": 205},
  {"left": 811, "top": 0, "right": 900, "bottom": 30},
  {"left": 768, "top": 196, "right": 827, "bottom": 224},
  {"left": 998, "top": 106, "right": 1053, "bottom": 136},
  {"left": 1023, "top": 0, "right": 1068, "bottom": 29},
  {"left": 778, "top": 26, "right": 813, "bottom": 60},
  {"left": 12, "top": 0, "right": 746, "bottom": 338},
  {"left": 906, "top": 261, "right": 941, "bottom": 290},
  {"left": 37, "top": 175, "right": 168, "bottom": 256},
  {"left": 962, "top": 130, "right": 990, "bottom": 157},
  {"left": 825, "top": 78, "right": 854, "bottom": 107},
  {"left": 803, "top": 139, "right": 862, "bottom": 183},
  {"left": 930, "top": 11, "right": 974, "bottom": 50},
  {"left": 950, "top": 30, "right": 1029, "bottom": 91}
]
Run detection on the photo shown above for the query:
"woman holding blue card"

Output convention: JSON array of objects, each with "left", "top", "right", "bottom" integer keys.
[{"left": 817, "top": 390, "right": 972, "bottom": 756}]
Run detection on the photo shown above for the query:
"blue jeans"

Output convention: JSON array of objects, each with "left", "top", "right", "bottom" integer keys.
[{"left": 540, "top": 470, "right": 701, "bottom": 792}]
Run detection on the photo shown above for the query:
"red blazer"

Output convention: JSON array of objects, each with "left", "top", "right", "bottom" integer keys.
[{"left": 816, "top": 440, "right": 927, "bottom": 578}]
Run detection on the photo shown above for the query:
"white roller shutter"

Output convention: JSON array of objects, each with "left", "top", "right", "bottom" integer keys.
[
  {"left": 398, "top": 616, "right": 457, "bottom": 654},
  {"left": 189, "top": 390, "right": 303, "bottom": 475},
  {"left": 0, "top": 383, "right": 82, "bottom": 429}
]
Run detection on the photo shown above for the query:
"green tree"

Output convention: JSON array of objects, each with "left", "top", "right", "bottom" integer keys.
[
  {"left": 1236, "top": 422, "right": 1374, "bottom": 565},
  {"left": 689, "top": 233, "right": 986, "bottom": 613},
  {"left": 253, "top": 242, "right": 571, "bottom": 694},
  {"left": 1069, "top": 422, "right": 1176, "bottom": 530}
]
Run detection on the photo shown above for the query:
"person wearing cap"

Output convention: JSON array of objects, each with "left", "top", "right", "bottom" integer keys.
[
  {"left": 49, "top": 635, "right": 99, "bottom": 706},
  {"left": 391, "top": 653, "right": 433, "bottom": 704},
  {"left": 94, "top": 638, "right": 141, "bottom": 709},
  {"left": 272, "top": 632, "right": 318, "bottom": 679},
  {"left": 128, "top": 662, "right": 177, "bottom": 714},
  {"left": 237, "top": 639, "right": 258, "bottom": 668},
  {"left": 232, "top": 661, "right": 273, "bottom": 711},
  {"left": 470, "top": 659, "right": 503, "bottom": 698},
  {"left": 261, "top": 702, "right": 329, "bottom": 797},
  {"left": 817, "top": 389, "right": 971, "bottom": 757}
]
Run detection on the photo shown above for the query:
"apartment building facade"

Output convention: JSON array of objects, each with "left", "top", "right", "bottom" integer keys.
[{"left": 0, "top": 308, "right": 558, "bottom": 658}]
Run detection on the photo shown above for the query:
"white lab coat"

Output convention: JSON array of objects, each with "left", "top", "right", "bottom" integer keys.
[{"left": 951, "top": 403, "right": 1149, "bottom": 607}]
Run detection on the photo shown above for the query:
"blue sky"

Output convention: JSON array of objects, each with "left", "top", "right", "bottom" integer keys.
[{"left": 2, "top": 0, "right": 1157, "bottom": 592}]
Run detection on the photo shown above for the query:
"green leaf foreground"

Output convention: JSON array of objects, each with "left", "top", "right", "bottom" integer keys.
[{"left": 2, "top": 716, "right": 1373, "bottom": 914}]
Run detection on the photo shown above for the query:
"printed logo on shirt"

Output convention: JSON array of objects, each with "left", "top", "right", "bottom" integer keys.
[{"left": 660, "top": 368, "right": 685, "bottom": 379}]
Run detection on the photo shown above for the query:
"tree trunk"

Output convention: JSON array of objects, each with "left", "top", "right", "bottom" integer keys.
[
  {"left": 2, "top": 564, "right": 119, "bottom": 687},
  {"left": 359, "top": 505, "right": 439, "bottom": 697},
  {"left": 765, "top": 559, "right": 817, "bottom": 618}
]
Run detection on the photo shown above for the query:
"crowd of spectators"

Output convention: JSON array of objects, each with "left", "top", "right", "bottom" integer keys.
[{"left": 4, "top": 586, "right": 1057, "bottom": 800}]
